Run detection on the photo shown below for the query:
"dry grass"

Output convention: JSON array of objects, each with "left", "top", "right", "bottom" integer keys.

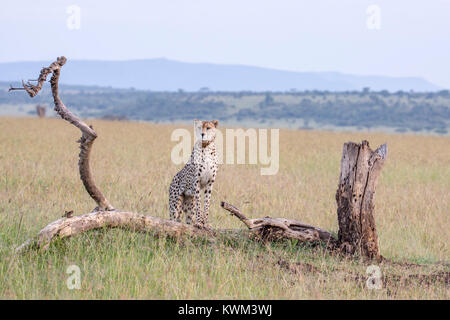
[{"left": 0, "top": 117, "right": 449, "bottom": 299}]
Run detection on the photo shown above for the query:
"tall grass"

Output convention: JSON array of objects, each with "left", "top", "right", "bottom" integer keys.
[{"left": 0, "top": 117, "right": 448, "bottom": 299}]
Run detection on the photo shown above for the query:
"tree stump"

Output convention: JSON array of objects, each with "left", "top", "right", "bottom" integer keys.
[
  {"left": 336, "top": 140, "right": 387, "bottom": 261},
  {"left": 36, "top": 105, "right": 46, "bottom": 118}
]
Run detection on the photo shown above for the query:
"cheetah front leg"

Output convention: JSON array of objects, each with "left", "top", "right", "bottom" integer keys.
[
  {"left": 193, "top": 179, "right": 204, "bottom": 227},
  {"left": 201, "top": 179, "right": 215, "bottom": 227}
]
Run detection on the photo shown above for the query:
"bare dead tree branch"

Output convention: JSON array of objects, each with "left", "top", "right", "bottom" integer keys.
[
  {"left": 220, "top": 202, "right": 252, "bottom": 228},
  {"left": 221, "top": 201, "right": 334, "bottom": 243},
  {"left": 10, "top": 56, "right": 114, "bottom": 211},
  {"left": 8, "top": 84, "right": 27, "bottom": 91}
]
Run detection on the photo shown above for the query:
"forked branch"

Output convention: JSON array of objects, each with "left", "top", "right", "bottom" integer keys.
[
  {"left": 16, "top": 203, "right": 333, "bottom": 253},
  {"left": 10, "top": 56, "right": 114, "bottom": 211}
]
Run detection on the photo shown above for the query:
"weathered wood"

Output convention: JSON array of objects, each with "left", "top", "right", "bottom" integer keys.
[
  {"left": 15, "top": 210, "right": 219, "bottom": 253},
  {"left": 221, "top": 202, "right": 333, "bottom": 243},
  {"left": 336, "top": 140, "right": 387, "bottom": 261},
  {"left": 16, "top": 203, "right": 333, "bottom": 253},
  {"left": 10, "top": 56, "right": 114, "bottom": 211}
]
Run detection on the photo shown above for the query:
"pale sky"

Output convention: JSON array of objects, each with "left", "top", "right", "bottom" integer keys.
[{"left": 0, "top": 0, "right": 449, "bottom": 88}]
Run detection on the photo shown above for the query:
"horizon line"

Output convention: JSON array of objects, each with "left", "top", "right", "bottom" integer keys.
[{"left": 0, "top": 57, "right": 440, "bottom": 85}]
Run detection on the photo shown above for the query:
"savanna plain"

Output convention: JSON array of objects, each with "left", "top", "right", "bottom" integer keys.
[{"left": 0, "top": 117, "right": 449, "bottom": 299}]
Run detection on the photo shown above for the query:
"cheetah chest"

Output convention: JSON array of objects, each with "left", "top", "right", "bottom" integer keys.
[{"left": 199, "top": 157, "right": 216, "bottom": 188}]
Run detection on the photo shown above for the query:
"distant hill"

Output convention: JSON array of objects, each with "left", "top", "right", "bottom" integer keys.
[{"left": 0, "top": 58, "right": 441, "bottom": 92}]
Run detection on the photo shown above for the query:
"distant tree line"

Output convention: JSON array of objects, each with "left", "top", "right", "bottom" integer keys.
[{"left": 1, "top": 82, "right": 449, "bottom": 133}]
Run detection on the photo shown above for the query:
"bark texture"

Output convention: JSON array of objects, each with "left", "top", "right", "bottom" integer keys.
[
  {"left": 10, "top": 56, "right": 114, "bottom": 211},
  {"left": 16, "top": 203, "right": 332, "bottom": 253},
  {"left": 221, "top": 202, "right": 333, "bottom": 243},
  {"left": 336, "top": 140, "right": 387, "bottom": 261},
  {"left": 15, "top": 211, "right": 218, "bottom": 253}
]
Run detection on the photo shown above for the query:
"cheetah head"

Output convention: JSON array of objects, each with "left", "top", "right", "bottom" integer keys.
[{"left": 194, "top": 119, "right": 219, "bottom": 148}]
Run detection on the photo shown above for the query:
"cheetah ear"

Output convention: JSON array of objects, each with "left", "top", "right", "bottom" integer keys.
[
  {"left": 194, "top": 119, "right": 202, "bottom": 140},
  {"left": 194, "top": 119, "right": 202, "bottom": 128},
  {"left": 212, "top": 120, "right": 219, "bottom": 128}
]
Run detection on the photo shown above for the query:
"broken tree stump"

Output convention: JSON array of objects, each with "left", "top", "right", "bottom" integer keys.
[
  {"left": 336, "top": 140, "right": 387, "bottom": 261},
  {"left": 36, "top": 105, "right": 46, "bottom": 118}
]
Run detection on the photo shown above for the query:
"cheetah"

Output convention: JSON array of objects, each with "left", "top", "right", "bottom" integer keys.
[{"left": 169, "top": 119, "right": 219, "bottom": 227}]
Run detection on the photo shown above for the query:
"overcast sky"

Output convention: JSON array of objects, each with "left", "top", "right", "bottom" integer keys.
[{"left": 1, "top": 0, "right": 449, "bottom": 88}]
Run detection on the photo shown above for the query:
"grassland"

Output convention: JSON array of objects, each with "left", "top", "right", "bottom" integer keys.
[{"left": 0, "top": 117, "right": 449, "bottom": 299}]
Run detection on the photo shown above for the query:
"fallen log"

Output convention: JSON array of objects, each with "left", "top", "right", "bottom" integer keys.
[
  {"left": 16, "top": 204, "right": 332, "bottom": 253},
  {"left": 15, "top": 211, "right": 217, "bottom": 253}
]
